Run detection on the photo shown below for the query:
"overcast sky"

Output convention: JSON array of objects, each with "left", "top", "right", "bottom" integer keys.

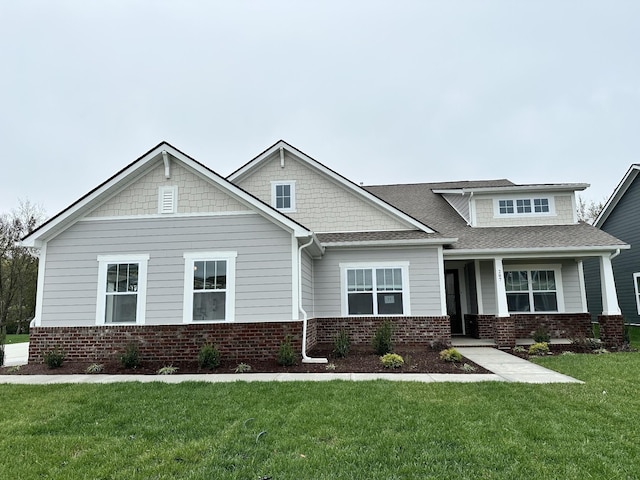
[{"left": 1, "top": 1, "right": 639, "bottom": 217}]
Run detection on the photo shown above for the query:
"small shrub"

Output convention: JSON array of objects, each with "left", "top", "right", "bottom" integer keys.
[
  {"left": 85, "top": 363, "right": 104, "bottom": 374},
  {"left": 333, "top": 329, "right": 350, "bottom": 358},
  {"left": 429, "top": 337, "right": 451, "bottom": 351},
  {"left": 380, "top": 353, "right": 404, "bottom": 368},
  {"left": 198, "top": 344, "right": 221, "bottom": 370},
  {"left": 561, "top": 351, "right": 576, "bottom": 356},
  {"left": 157, "top": 365, "right": 178, "bottom": 375},
  {"left": 372, "top": 320, "right": 393, "bottom": 355},
  {"left": 528, "top": 342, "right": 550, "bottom": 356},
  {"left": 532, "top": 325, "right": 551, "bottom": 343},
  {"left": 512, "top": 345, "right": 527, "bottom": 353},
  {"left": 570, "top": 336, "right": 600, "bottom": 352},
  {"left": 277, "top": 336, "right": 296, "bottom": 366},
  {"left": 439, "top": 348, "right": 463, "bottom": 363},
  {"left": 44, "top": 347, "right": 65, "bottom": 369},
  {"left": 120, "top": 342, "right": 140, "bottom": 369},
  {"left": 6, "top": 365, "right": 21, "bottom": 374},
  {"left": 593, "top": 347, "right": 610, "bottom": 355},
  {"left": 325, "top": 362, "right": 336, "bottom": 371},
  {"left": 234, "top": 362, "right": 252, "bottom": 373},
  {"left": 458, "top": 363, "right": 477, "bottom": 373}
]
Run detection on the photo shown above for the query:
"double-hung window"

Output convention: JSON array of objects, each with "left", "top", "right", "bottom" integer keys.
[
  {"left": 341, "top": 263, "right": 410, "bottom": 316},
  {"left": 504, "top": 268, "right": 560, "bottom": 313},
  {"left": 634, "top": 273, "right": 640, "bottom": 315},
  {"left": 183, "top": 252, "right": 236, "bottom": 322},
  {"left": 96, "top": 254, "right": 149, "bottom": 324},
  {"left": 271, "top": 181, "right": 296, "bottom": 212}
]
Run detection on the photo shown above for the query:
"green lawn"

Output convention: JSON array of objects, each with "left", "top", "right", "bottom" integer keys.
[
  {"left": 1, "top": 353, "right": 640, "bottom": 479},
  {"left": 3, "top": 334, "right": 29, "bottom": 345}
]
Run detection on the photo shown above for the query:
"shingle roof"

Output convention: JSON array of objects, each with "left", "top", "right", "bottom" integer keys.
[
  {"left": 316, "top": 230, "right": 451, "bottom": 244},
  {"left": 365, "top": 182, "right": 627, "bottom": 251}
]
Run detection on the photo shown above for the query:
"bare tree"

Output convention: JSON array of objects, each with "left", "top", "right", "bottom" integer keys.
[
  {"left": 0, "top": 200, "right": 46, "bottom": 336},
  {"left": 577, "top": 195, "right": 606, "bottom": 225}
]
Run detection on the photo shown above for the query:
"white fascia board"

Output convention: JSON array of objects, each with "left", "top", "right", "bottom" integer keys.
[
  {"left": 228, "top": 141, "right": 436, "bottom": 234},
  {"left": 443, "top": 244, "right": 630, "bottom": 260},
  {"left": 321, "top": 237, "right": 458, "bottom": 248},
  {"left": 595, "top": 165, "right": 640, "bottom": 228},
  {"left": 435, "top": 184, "right": 590, "bottom": 195}
]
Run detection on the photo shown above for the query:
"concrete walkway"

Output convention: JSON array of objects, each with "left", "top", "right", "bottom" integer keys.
[{"left": 0, "top": 343, "right": 582, "bottom": 384}]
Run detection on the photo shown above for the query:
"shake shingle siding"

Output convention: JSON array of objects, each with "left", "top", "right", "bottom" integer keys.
[{"left": 41, "top": 214, "right": 294, "bottom": 326}]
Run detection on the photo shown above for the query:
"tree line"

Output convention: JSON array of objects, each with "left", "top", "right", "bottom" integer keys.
[{"left": 0, "top": 200, "right": 45, "bottom": 335}]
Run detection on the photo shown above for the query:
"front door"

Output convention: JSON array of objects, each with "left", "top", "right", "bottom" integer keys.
[{"left": 445, "top": 270, "right": 464, "bottom": 335}]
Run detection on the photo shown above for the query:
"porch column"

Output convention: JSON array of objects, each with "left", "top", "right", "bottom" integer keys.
[
  {"left": 494, "top": 257, "right": 510, "bottom": 318},
  {"left": 599, "top": 254, "right": 621, "bottom": 315}
]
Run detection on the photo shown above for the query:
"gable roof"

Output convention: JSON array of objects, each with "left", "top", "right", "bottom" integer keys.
[
  {"left": 594, "top": 164, "right": 640, "bottom": 228},
  {"left": 22, "top": 141, "right": 317, "bottom": 248},
  {"left": 366, "top": 181, "right": 628, "bottom": 256},
  {"left": 227, "top": 140, "right": 437, "bottom": 234}
]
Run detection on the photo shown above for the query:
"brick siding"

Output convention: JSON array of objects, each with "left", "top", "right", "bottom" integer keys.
[{"left": 598, "top": 315, "right": 625, "bottom": 348}]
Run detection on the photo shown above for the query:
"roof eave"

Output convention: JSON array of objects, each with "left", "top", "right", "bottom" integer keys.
[
  {"left": 595, "top": 165, "right": 640, "bottom": 227},
  {"left": 322, "top": 237, "right": 458, "bottom": 248},
  {"left": 444, "top": 244, "right": 630, "bottom": 260}
]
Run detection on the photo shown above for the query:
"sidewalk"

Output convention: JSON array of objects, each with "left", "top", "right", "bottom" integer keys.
[{"left": 0, "top": 344, "right": 582, "bottom": 384}]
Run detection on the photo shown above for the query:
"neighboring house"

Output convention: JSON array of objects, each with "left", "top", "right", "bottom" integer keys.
[
  {"left": 22, "top": 141, "right": 629, "bottom": 364},
  {"left": 585, "top": 164, "right": 640, "bottom": 327}
]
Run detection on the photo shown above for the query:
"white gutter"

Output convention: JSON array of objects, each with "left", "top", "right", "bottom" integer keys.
[
  {"left": 610, "top": 248, "right": 621, "bottom": 260},
  {"left": 299, "top": 237, "right": 327, "bottom": 364}
]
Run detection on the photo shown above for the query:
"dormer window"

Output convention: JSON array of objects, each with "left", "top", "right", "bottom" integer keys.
[
  {"left": 496, "top": 197, "right": 552, "bottom": 216},
  {"left": 271, "top": 181, "right": 296, "bottom": 212}
]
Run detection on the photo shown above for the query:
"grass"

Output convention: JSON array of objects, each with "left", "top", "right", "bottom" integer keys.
[
  {"left": 1, "top": 353, "right": 640, "bottom": 478},
  {"left": 3, "top": 334, "right": 29, "bottom": 345}
]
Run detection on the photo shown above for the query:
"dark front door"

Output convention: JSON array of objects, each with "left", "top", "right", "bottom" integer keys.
[{"left": 445, "top": 270, "right": 464, "bottom": 335}]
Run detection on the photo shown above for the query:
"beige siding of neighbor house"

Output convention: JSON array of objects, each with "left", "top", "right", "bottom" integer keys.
[
  {"left": 40, "top": 214, "right": 293, "bottom": 326},
  {"left": 473, "top": 194, "right": 575, "bottom": 227},
  {"left": 236, "top": 151, "right": 409, "bottom": 233},
  {"left": 89, "top": 160, "right": 249, "bottom": 217},
  {"left": 477, "top": 259, "right": 584, "bottom": 314},
  {"left": 313, "top": 247, "right": 444, "bottom": 317}
]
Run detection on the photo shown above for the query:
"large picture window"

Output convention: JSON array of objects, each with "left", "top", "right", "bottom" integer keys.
[
  {"left": 96, "top": 254, "right": 149, "bottom": 324},
  {"left": 341, "top": 263, "right": 410, "bottom": 316},
  {"left": 505, "top": 268, "right": 559, "bottom": 312},
  {"left": 184, "top": 252, "right": 236, "bottom": 322},
  {"left": 634, "top": 273, "right": 640, "bottom": 315}
]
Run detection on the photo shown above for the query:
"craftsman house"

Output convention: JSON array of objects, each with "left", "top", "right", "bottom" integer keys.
[
  {"left": 22, "top": 141, "right": 628, "bottom": 364},
  {"left": 585, "top": 164, "right": 640, "bottom": 327}
]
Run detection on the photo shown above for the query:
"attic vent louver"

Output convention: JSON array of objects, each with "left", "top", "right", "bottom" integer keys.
[{"left": 159, "top": 186, "right": 177, "bottom": 214}]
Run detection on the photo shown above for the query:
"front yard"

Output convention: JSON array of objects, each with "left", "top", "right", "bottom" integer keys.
[{"left": 1, "top": 352, "right": 639, "bottom": 479}]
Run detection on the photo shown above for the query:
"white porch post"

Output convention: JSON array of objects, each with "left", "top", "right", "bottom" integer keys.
[
  {"left": 599, "top": 254, "right": 621, "bottom": 315},
  {"left": 494, "top": 257, "right": 510, "bottom": 317}
]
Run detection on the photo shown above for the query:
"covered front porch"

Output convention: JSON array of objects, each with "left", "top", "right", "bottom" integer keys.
[{"left": 443, "top": 252, "right": 624, "bottom": 348}]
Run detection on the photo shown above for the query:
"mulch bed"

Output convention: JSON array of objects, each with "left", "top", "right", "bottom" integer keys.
[{"left": 0, "top": 346, "right": 491, "bottom": 376}]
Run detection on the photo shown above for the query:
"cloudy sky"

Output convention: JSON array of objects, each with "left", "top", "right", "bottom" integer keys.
[{"left": 1, "top": 1, "right": 639, "bottom": 217}]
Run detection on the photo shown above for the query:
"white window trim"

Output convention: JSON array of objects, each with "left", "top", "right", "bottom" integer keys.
[
  {"left": 493, "top": 196, "right": 555, "bottom": 218},
  {"left": 183, "top": 251, "right": 237, "bottom": 323},
  {"left": 634, "top": 273, "right": 640, "bottom": 315},
  {"left": 503, "top": 264, "right": 565, "bottom": 313},
  {"left": 271, "top": 181, "right": 296, "bottom": 213},
  {"left": 158, "top": 185, "right": 178, "bottom": 214},
  {"left": 339, "top": 262, "right": 411, "bottom": 317},
  {"left": 96, "top": 254, "right": 149, "bottom": 325}
]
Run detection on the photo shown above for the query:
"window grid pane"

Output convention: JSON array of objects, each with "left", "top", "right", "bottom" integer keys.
[
  {"left": 534, "top": 198, "right": 549, "bottom": 213},
  {"left": 347, "top": 267, "right": 405, "bottom": 315},
  {"left": 275, "top": 184, "right": 291, "bottom": 209},
  {"left": 505, "top": 269, "right": 558, "bottom": 313},
  {"left": 516, "top": 199, "right": 532, "bottom": 213},
  {"left": 105, "top": 263, "right": 139, "bottom": 323},
  {"left": 499, "top": 200, "right": 514, "bottom": 214}
]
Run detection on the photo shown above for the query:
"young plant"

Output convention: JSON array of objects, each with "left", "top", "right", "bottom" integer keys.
[
  {"left": 333, "top": 329, "right": 350, "bottom": 358},
  {"left": 85, "top": 363, "right": 104, "bottom": 374},
  {"left": 120, "top": 342, "right": 140, "bottom": 369},
  {"left": 277, "top": 335, "right": 296, "bottom": 366},
  {"left": 43, "top": 346, "right": 65, "bottom": 369},
  {"left": 439, "top": 348, "right": 462, "bottom": 363},
  {"left": 234, "top": 362, "right": 252, "bottom": 373},
  {"left": 458, "top": 363, "right": 477, "bottom": 373},
  {"left": 157, "top": 365, "right": 179, "bottom": 375},
  {"left": 198, "top": 344, "right": 221, "bottom": 370},
  {"left": 512, "top": 346, "right": 527, "bottom": 354},
  {"left": 528, "top": 342, "right": 550, "bottom": 356},
  {"left": 372, "top": 320, "right": 393, "bottom": 355},
  {"left": 380, "top": 353, "right": 404, "bottom": 369},
  {"left": 532, "top": 325, "right": 551, "bottom": 343}
]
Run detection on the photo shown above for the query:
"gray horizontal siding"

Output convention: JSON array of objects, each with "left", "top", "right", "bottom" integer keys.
[
  {"left": 41, "top": 214, "right": 293, "bottom": 326},
  {"left": 301, "top": 250, "right": 314, "bottom": 317},
  {"left": 313, "top": 247, "right": 444, "bottom": 317}
]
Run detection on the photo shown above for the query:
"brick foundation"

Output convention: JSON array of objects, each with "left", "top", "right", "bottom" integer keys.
[
  {"left": 313, "top": 316, "right": 451, "bottom": 348},
  {"left": 465, "top": 315, "right": 496, "bottom": 339},
  {"left": 598, "top": 315, "right": 625, "bottom": 348},
  {"left": 28, "top": 322, "right": 306, "bottom": 364},
  {"left": 494, "top": 316, "right": 515, "bottom": 349}
]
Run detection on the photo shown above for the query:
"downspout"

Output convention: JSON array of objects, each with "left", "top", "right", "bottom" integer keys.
[
  {"left": 299, "top": 237, "right": 328, "bottom": 364},
  {"left": 610, "top": 248, "right": 621, "bottom": 260}
]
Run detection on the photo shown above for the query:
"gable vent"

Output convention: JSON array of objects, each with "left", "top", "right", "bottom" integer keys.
[{"left": 159, "top": 186, "right": 177, "bottom": 214}]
